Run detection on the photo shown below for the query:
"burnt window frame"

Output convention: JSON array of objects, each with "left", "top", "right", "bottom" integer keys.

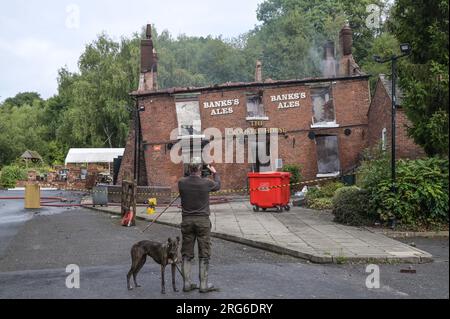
[
  {"left": 314, "top": 134, "right": 341, "bottom": 177},
  {"left": 246, "top": 92, "right": 268, "bottom": 121},
  {"left": 309, "top": 83, "right": 339, "bottom": 128},
  {"left": 174, "top": 94, "right": 203, "bottom": 139}
]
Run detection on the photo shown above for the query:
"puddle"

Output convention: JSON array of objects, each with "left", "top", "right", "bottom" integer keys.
[
  {"left": 0, "top": 190, "right": 81, "bottom": 225},
  {"left": 0, "top": 213, "right": 33, "bottom": 224}
]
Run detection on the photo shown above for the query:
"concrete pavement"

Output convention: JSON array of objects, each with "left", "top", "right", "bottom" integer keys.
[{"left": 83, "top": 198, "right": 433, "bottom": 264}]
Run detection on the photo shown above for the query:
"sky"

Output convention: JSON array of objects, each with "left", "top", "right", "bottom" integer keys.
[{"left": 0, "top": 0, "right": 264, "bottom": 101}]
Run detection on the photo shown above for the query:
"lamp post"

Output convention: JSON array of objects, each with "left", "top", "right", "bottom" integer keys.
[{"left": 373, "top": 43, "right": 412, "bottom": 194}]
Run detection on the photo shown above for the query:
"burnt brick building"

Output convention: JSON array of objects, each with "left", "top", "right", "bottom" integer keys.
[
  {"left": 368, "top": 74, "right": 425, "bottom": 159},
  {"left": 118, "top": 24, "right": 422, "bottom": 192}
]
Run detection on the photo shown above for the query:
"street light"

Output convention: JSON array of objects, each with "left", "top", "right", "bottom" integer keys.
[
  {"left": 400, "top": 43, "right": 412, "bottom": 55},
  {"left": 373, "top": 43, "right": 412, "bottom": 196}
]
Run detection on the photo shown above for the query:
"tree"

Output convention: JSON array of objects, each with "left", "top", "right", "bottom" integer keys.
[
  {"left": 389, "top": 0, "right": 449, "bottom": 156},
  {"left": 360, "top": 32, "right": 400, "bottom": 90},
  {"left": 1, "top": 92, "right": 42, "bottom": 109},
  {"left": 245, "top": 0, "right": 391, "bottom": 80},
  {"left": 55, "top": 34, "right": 139, "bottom": 149},
  {"left": 246, "top": 0, "right": 346, "bottom": 80}
]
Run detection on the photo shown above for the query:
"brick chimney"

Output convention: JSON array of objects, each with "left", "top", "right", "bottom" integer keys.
[
  {"left": 138, "top": 24, "right": 158, "bottom": 91},
  {"left": 255, "top": 60, "right": 263, "bottom": 82},
  {"left": 338, "top": 23, "right": 362, "bottom": 77}
]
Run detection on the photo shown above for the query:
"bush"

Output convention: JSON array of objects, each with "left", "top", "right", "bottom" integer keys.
[
  {"left": 332, "top": 187, "right": 373, "bottom": 226},
  {"left": 308, "top": 197, "right": 333, "bottom": 210},
  {"left": 357, "top": 155, "right": 449, "bottom": 228},
  {"left": 0, "top": 165, "right": 27, "bottom": 189},
  {"left": 282, "top": 164, "right": 302, "bottom": 191},
  {"left": 304, "top": 181, "right": 345, "bottom": 210},
  {"left": 356, "top": 148, "right": 390, "bottom": 192},
  {"left": 371, "top": 158, "right": 449, "bottom": 227},
  {"left": 305, "top": 181, "right": 345, "bottom": 200}
]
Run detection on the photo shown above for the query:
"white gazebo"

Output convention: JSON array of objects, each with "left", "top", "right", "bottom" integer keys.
[{"left": 65, "top": 148, "right": 125, "bottom": 171}]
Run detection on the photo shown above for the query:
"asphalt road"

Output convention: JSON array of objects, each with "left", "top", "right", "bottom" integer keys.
[{"left": 0, "top": 190, "right": 448, "bottom": 299}]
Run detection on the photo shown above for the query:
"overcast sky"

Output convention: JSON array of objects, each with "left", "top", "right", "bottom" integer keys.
[{"left": 0, "top": 0, "right": 264, "bottom": 101}]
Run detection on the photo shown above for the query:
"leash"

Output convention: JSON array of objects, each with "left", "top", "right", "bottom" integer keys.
[
  {"left": 141, "top": 195, "right": 180, "bottom": 233},
  {"left": 175, "top": 263, "right": 184, "bottom": 279}
]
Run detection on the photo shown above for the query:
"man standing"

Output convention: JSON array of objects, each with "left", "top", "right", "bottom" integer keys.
[{"left": 178, "top": 163, "right": 220, "bottom": 293}]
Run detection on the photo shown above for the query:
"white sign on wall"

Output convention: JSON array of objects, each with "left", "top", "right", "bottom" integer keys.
[
  {"left": 204, "top": 99, "right": 240, "bottom": 116},
  {"left": 271, "top": 92, "right": 307, "bottom": 109}
]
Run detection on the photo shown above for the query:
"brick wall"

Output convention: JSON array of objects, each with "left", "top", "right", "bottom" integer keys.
[
  {"left": 368, "top": 79, "right": 425, "bottom": 159},
  {"left": 120, "top": 77, "right": 371, "bottom": 192}
]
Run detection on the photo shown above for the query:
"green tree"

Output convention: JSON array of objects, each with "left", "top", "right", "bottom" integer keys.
[
  {"left": 360, "top": 32, "right": 400, "bottom": 90},
  {"left": 1, "top": 92, "right": 42, "bottom": 109},
  {"left": 55, "top": 34, "right": 139, "bottom": 149},
  {"left": 389, "top": 0, "right": 449, "bottom": 156}
]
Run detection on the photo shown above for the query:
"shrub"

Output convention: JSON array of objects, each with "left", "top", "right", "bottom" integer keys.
[
  {"left": 0, "top": 165, "right": 27, "bottom": 189},
  {"left": 308, "top": 197, "right": 333, "bottom": 210},
  {"left": 332, "top": 187, "right": 373, "bottom": 226},
  {"left": 304, "top": 181, "right": 345, "bottom": 210},
  {"left": 282, "top": 164, "right": 302, "bottom": 192},
  {"left": 370, "top": 158, "right": 449, "bottom": 227},
  {"left": 306, "top": 181, "right": 345, "bottom": 200},
  {"left": 357, "top": 154, "right": 449, "bottom": 228},
  {"left": 317, "top": 181, "right": 345, "bottom": 198},
  {"left": 356, "top": 147, "right": 390, "bottom": 191}
]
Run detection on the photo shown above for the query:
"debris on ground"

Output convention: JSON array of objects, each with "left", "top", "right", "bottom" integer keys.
[{"left": 400, "top": 266, "right": 417, "bottom": 274}]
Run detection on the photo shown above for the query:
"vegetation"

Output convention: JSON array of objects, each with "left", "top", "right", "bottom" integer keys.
[
  {"left": 0, "top": 165, "right": 27, "bottom": 189},
  {"left": 282, "top": 164, "right": 302, "bottom": 192},
  {"left": 389, "top": 0, "right": 449, "bottom": 157},
  {"left": 332, "top": 187, "right": 373, "bottom": 226},
  {"left": 357, "top": 155, "right": 449, "bottom": 229},
  {"left": 1, "top": 0, "right": 398, "bottom": 168},
  {"left": 305, "top": 181, "right": 345, "bottom": 210}
]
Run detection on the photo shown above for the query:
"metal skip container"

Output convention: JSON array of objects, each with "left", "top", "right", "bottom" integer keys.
[
  {"left": 25, "top": 184, "right": 41, "bottom": 209},
  {"left": 92, "top": 185, "right": 108, "bottom": 207}
]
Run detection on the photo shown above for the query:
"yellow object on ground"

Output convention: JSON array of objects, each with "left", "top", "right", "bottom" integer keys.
[
  {"left": 147, "top": 198, "right": 157, "bottom": 215},
  {"left": 25, "top": 184, "right": 41, "bottom": 209}
]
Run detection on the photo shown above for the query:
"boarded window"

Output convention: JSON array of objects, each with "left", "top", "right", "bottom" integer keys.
[
  {"left": 311, "top": 86, "right": 335, "bottom": 124},
  {"left": 247, "top": 95, "right": 265, "bottom": 118},
  {"left": 249, "top": 139, "right": 271, "bottom": 172},
  {"left": 316, "top": 135, "right": 340, "bottom": 174},
  {"left": 175, "top": 100, "right": 201, "bottom": 136}
]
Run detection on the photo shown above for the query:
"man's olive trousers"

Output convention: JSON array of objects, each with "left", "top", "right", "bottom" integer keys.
[{"left": 181, "top": 215, "right": 212, "bottom": 260}]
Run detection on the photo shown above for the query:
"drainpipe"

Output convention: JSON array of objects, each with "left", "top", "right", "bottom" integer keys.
[{"left": 133, "top": 97, "right": 140, "bottom": 185}]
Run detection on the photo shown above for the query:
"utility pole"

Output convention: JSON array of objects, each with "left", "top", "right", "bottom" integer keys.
[
  {"left": 391, "top": 57, "right": 397, "bottom": 193},
  {"left": 133, "top": 100, "right": 141, "bottom": 185},
  {"left": 374, "top": 43, "right": 412, "bottom": 194}
]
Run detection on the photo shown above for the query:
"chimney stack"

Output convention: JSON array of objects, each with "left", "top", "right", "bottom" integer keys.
[
  {"left": 139, "top": 24, "right": 158, "bottom": 91},
  {"left": 255, "top": 60, "right": 263, "bottom": 82},
  {"left": 337, "top": 23, "right": 362, "bottom": 77},
  {"left": 322, "top": 40, "right": 336, "bottom": 78},
  {"left": 339, "top": 23, "right": 353, "bottom": 56}
]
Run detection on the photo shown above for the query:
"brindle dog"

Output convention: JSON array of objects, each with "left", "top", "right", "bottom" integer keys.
[{"left": 127, "top": 237, "right": 180, "bottom": 294}]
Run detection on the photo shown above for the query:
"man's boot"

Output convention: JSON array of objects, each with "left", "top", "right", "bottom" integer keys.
[
  {"left": 199, "top": 258, "right": 219, "bottom": 293},
  {"left": 182, "top": 257, "right": 198, "bottom": 292}
]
